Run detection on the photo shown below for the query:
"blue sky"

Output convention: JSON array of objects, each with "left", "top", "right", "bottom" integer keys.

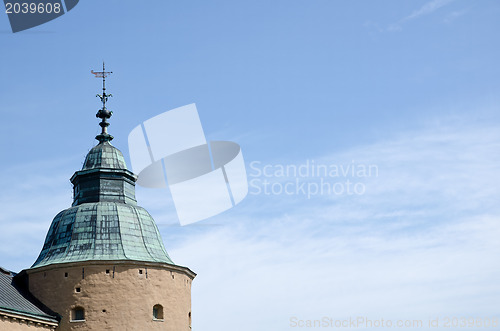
[{"left": 1, "top": 1, "right": 500, "bottom": 330}]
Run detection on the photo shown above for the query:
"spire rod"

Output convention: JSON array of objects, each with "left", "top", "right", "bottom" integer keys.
[{"left": 91, "top": 62, "right": 114, "bottom": 142}]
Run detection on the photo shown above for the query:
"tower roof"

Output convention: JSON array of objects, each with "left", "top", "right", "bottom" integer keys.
[
  {"left": 82, "top": 141, "right": 127, "bottom": 170},
  {"left": 32, "top": 140, "right": 174, "bottom": 268},
  {"left": 31, "top": 69, "right": 174, "bottom": 269},
  {"left": 31, "top": 201, "right": 173, "bottom": 268}
]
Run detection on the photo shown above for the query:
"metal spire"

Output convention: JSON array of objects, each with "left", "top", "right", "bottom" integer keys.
[{"left": 91, "top": 62, "right": 114, "bottom": 142}]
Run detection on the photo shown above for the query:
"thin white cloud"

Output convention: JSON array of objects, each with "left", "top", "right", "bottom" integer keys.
[
  {"left": 1, "top": 111, "right": 499, "bottom": 331},
  {"left": 404, "top": 0, "right": 456, "bottom": 22},
  {"left": 387, "top": 0, "right": 457, "bottom": 31},
  {"left": 175, "top": 214, "right": 499, "bottom": 331},
  {"left": 168, "top": 113, "right": 500, "bottom": 331}
]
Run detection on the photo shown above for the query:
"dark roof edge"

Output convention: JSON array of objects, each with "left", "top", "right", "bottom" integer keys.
[
  {"left": 24, "top": 259, "right": 196, "bottom": 279},
  {"left": 70, "top": 167, "right": 138, "bottom": 184},
  {"left": 0, "top": 266, "right": 12, "bottom": 275}
]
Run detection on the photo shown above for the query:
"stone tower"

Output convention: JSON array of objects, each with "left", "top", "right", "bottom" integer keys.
[{"left": 22, "top": 70, "right": 195, "bottom": 330}]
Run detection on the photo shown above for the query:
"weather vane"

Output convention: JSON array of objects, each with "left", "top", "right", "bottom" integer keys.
[{"left": 91, "top": 62, "right": 114, "bottom": 142}]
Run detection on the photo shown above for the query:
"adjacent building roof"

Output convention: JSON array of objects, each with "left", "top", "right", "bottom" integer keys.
[{"left": 0, "top": 267, "right": 59, "bottom": 324}]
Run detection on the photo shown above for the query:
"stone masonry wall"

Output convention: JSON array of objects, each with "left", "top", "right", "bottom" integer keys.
[{"left": 27, "top": 262, "right": 193, "bottom": 331}]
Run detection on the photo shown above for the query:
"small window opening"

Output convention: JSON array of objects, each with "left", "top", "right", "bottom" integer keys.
[
  {"left": 153, "top": 304, "right": 164, "bottom": 320},
  {"left": 64, "top": 272, "right": 68, "bottom": 277},
  {"left": 105, "top": 269, "right": 110, "bottom": 274},
  {"left": 139, "top": 269, "right": 143, "bottom": 275},
  {"left": 75, "top": 287, "right": 81, "bottom": 293},
  {"left": 71, "top": 307, "right": 85, "bottom": 321}
]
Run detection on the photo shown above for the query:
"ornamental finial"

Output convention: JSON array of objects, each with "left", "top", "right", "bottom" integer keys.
[{"left": 91, "top": 62, "right": 114, "bottom": 142}]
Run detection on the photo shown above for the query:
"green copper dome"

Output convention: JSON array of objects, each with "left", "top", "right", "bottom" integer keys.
[
  {"left": 83, "top": 141, "right": 127, "bottom": 170},
  {"left": 31, "top": 140, "right": 174, "bottom": 268}
]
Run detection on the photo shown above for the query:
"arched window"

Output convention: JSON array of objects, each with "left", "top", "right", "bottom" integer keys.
[
  {"left": 153, "top": 304, "right": 164, "bottom": 320},
  {"left": 71, "top": 307, "right": 85, "bottom": 321}
]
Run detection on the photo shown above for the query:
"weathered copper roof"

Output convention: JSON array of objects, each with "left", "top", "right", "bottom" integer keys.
[
  {"left": 31, "top": 141, "right": 174, "bottom": 268},
  {"left": 82, "top": 141, "right": 127, "bottom": 170}
]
